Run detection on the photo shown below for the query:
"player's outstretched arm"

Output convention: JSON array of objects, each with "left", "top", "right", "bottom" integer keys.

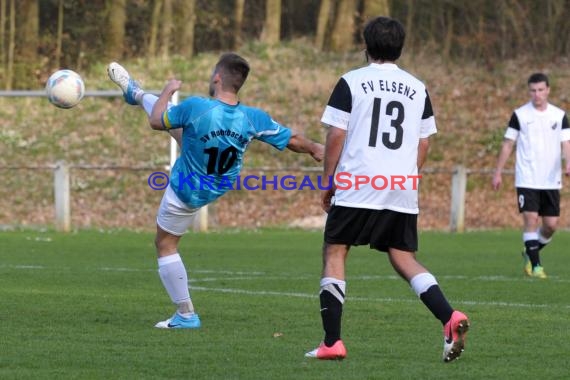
[
  {"left": 286, "top": 130, "right": 324, "bottom": 162},
  {"left": 492, "top": 138, "right": 515, "bottom": 190},
  {"left": 149, "top": 79, "right": 182, "bottom": 130}
]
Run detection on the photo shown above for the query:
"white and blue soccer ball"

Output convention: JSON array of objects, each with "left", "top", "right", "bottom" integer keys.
[{"left": 45, "top": 69, "right": 85, "bottom": 109}]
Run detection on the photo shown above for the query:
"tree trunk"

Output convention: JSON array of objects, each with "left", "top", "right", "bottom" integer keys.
[
  {"left": 161, "top": 0, "right": 172, "bottom": 60},
  {"left": 261, "top": 0, "right": 281, "bottom": 44},
  {"left": 178, "top": 0, "right": 196, "bottom": 58},
  {"left": 315, "top": 0, "right": 332, "bottom": 50},
  {"left": 547, "top": 0, "right": 567, "bottom": 56},
  {"left": 330, "top": 0, "right": 356, "bottom": 52},
  {"left": 362, "top": 0, "right": 390, "bottom": 21},
  {"left": 0, "top": 0, "right": 5, "bottom": 68},
  {"left": 405, "top": 0, "right": 414, "bottom": 49},
  {"left": 149, "top": 0, "right": 162, "bottom": 57},
  {"left": 55, "top": 0, "right": 63, "bottom": 68},
  {"left": 442, "top": 6, "right": 453, "bottom": 62},
  {"left": 233, "top": 0, "right": 245, "bottom": 50},
  {"left": 106, "top": 0, "right": 126, "bottom": 60},
  {"left": 18, "top": 0, "right": 38, "bottom": 62},
  {"left": 6, "top": 0, "right": 14, "bottom": 89}
]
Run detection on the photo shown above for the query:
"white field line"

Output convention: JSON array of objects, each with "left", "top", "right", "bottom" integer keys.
[
  {"left": 189, "top": 285, "right": 570, "bottom": 310},
  {"left": 3, "top": 264, "right": 570, "bottom": 309},
  {"left": 4, "top": 264, "right": 570, "bottom": 283}
]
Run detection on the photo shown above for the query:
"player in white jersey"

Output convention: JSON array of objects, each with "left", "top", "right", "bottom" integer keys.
[
  {"left": 108, "top": 53, "right": 323, "bottom": 329},
  {"left": 493, "top": 73, "right": 570, "bottom": 279},
  {"left": 305, "top": 16, "right": 469, "bottom": 363}
]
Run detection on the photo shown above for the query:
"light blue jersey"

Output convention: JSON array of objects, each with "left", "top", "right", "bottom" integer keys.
[{"left": 162, "top": 97, "right": 292, "bottom": 208}]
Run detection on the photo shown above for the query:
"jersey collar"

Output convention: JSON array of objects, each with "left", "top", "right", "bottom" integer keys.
[{"left": 369, "top": 62, "right": 399, "bottom": 70}]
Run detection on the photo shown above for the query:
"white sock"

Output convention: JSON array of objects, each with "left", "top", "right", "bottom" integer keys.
[
  {"left": 141, "top": 93, "right": 174, "bottom": 116},
  {"left": 410, "top": 272, "right": 438, "bottom": 297},
  {"left": 522, "top": 231, "right": 539, "bottom": 242},
  {"left": 319, "top": 277, "right": 346, "bottom": 303},
  {"left": 537, "top": 228, "right": 552, "bottom": 245},
  {"left": 158, "top": 253, "right": 195, "bottom": 316}
]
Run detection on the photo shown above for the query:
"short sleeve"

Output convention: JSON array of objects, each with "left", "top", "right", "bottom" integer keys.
[
  {"left": 504, "top": 112, "right": 520, "bottom": 140},
  {"left": 321, "top": 77, "right": 352, "bottom": 129},
  {"left": 420, "top": 90, "right": 437, "bottom": 138},
  {"left": 561, "top": 114, "right": 570, "bottom": 141},
  {"left": 252, "top": 111, "right": 292, "bottom": 151},
  {"left": 163, "top": 98, "right": 196, "bottom": 129}
]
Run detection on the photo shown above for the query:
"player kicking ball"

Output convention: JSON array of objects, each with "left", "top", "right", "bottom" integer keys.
[{"left": 108, "top": 54, "right": 323, "bottom": 329}]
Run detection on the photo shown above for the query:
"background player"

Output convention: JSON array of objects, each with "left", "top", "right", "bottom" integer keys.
[
  {"left": 492, "top": 72, "right": 570, "bottom": 278},
  {"left": 304, "top": 16, "right": 470, "bottom": 363},
  {"left": 108, "top": 53, "right": 323, "bottom": 328}
]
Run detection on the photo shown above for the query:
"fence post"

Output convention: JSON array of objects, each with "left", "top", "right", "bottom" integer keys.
[
  {"left": 169, "top": 90, "right": 208, "bottom": 232},
  {"left": 54, "top": 160, "right": 71, "bottom": 232},
  {"left": 449, "top": 165, "right": 467, "bottom": 233}
]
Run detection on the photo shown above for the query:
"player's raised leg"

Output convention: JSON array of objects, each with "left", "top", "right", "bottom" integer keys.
[
  {"left": 107, "top": 62, "right": 144, "bottom": 105},
  {"left": 389, "top": 249, "right": 470, "bottom": 362}
]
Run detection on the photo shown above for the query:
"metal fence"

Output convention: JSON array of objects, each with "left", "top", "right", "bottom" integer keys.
[{"left": 2, "top": 91, "right": 568, "bottom": 232}]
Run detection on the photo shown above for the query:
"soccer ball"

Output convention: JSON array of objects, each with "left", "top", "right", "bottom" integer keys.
[{"left": 45, "top": 69, "right": 85, "bottom": 109}]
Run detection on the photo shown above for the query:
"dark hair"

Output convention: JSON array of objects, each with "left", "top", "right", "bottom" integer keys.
[
  {"left": 363, "top": 17, "right": 405, "bottom": 62},
  {"left": 215, "top": 53, "right": 250, "bottom": 93},
  {"left": 527, "top": 72, "right": 549, "bottom": 87}
]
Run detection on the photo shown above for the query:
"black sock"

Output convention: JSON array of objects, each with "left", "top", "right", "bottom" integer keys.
[
  {"left": 419, "top": 285, "right": 454, "bottom": 325},
  {"left": 320, "top": 287, "right": 344, "bottom": 347},
  {"left": 525, "top": 239, "right": 541, "bottom": 267}
]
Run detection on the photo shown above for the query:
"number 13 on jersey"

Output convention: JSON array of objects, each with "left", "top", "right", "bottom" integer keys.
[{"left": 369, "top": 98, "right": 404, "bottom": 150}]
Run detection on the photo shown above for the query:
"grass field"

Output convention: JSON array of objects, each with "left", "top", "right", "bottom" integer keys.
[{"left": 1, "top": 228, "right": 570, "bottom": 379}]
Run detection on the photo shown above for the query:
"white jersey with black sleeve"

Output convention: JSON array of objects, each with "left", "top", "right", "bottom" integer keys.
[
  {"left": 321, "top": 63, "right": 437, "bottom": 214},
  {"left": 504, "top": 102, "right": 570, "bottom": 189}
]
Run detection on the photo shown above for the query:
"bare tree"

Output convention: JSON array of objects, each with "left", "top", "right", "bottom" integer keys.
[
  {"left": 55, "top": 0, "right": 63, "bottom": 68},
  {"left": 362, "top": 0, "right": 390, "bottom": 20},
  {"left": 106, "top": 0, "right": 126, "bottom": 60},
  {"left": 161, "top": 0, "right": 172, "bottom": 60},
  {"left": 5, "top": 0, "right": 14, "bottom": 89},
  {"left": 233, "top": 0, "right": 245, "bottom": 50},
  {"left": 149, "top": 0, "right": 162, "bottom": 57},
  {"left": 0, "top": 0, "right": 5, "bottom": 69},
  {"left": 545, "top": 0, "right": 568, "bottom": 56},
  {"left": 261, "top": 0, "right": 281, "bottom": 44},
  {"left": 315, "top": 0, "right": 332, "bottom": 50},
  {"left": 330, "top": 0, "right": 357, "bottom": 52},
  {"left": 404, "top": 0, "right": 414, "bottom": 49},
  {"left": 442, "top": 5, "right": 454, "bottom": 62},
  {"left": 18, "top": 0, "right": 38, "bottom": 63},
  {"left": 178, "top": 0, "right": 196, "bottom": 58}
]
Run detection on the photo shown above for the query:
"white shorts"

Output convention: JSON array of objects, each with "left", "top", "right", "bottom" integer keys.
[{"left": 156, "top": 185, "right": 201, "bottom": 236}]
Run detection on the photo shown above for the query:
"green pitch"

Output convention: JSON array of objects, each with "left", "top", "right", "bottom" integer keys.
[{"left": 1, "top": 229, "right": 569, "bottom": 379}]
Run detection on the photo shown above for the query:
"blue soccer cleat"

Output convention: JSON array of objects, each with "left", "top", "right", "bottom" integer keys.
[{"left": 154, "top": 312, "right": 201, "bottom": 329}]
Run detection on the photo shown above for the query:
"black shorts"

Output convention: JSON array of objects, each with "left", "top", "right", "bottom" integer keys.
[
  {"left": 516, "top": 188, "right": 560, "bottom": 216},
  {"left": 324, "top": 205, "right": 418, "bottom": 253}
]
